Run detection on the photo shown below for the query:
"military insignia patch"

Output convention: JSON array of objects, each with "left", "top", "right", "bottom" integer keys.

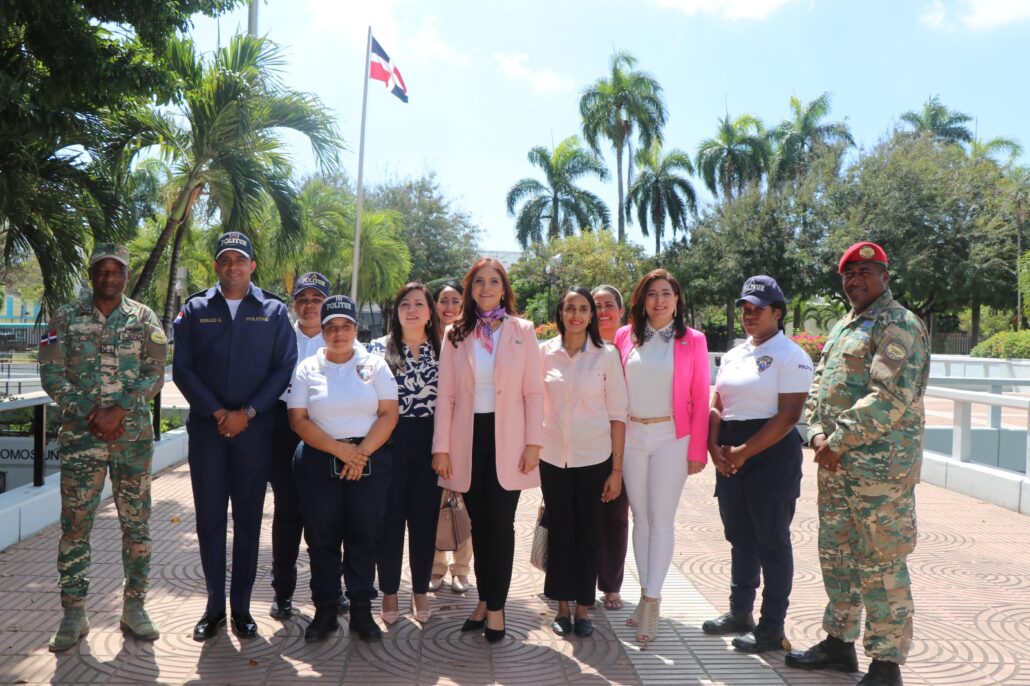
[
  {"left": 757, "top": 355, "right": 773, "bottom": 372},
  {"left": 859, "top": 246, "right": 875, "bottom": 259},
  {"left": 884, "top": 341, "right": 907, "bottom": 360},
  {"left": 150, "top": 331, "right": 168, "bottom": 345}
]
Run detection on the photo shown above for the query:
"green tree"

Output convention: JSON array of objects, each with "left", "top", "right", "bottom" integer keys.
[
  {"left": 0, "top": 0, "right": 239, "bottom": 316},
  {"left": 506, "top": 136, "right": 609, "bottom": 248},
  {"left": 770, "top": 92, "right": 854, "bottom": 186},
  {"left": 900, "top": 95, "right": 973, "bottom": 144},
  {"left": 626, "top": 142, "right": 697, "bottom": 255},
  {"left": 108, "top": 33, "right": 341, "bottom": 328},
  {"left": 580, "top": 51, "right": 667, "bottom": 242},
  {"left": 367, "top": 173, "right": 481, "bottom": 284},
  {"left": 695, "top": 113, "right": 770, "bottom": 201},
  {"left": 970, "top": 136, "right": 1023, "bottom": 164}
]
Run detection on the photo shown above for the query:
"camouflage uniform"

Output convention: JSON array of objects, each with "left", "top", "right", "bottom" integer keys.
[
  {"left": 804, "top": 288, "right": 929, "bottom": 664},
  {"left": 39, "top": 295, "right": 167, "bottom": 609}
]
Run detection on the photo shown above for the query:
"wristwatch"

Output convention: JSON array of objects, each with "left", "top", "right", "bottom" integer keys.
[{"left": 243, "top": 406, "right": 257, "bottom": 419}]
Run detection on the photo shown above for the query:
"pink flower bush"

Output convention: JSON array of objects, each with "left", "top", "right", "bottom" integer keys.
[{"left": 792, "top": 333, "right": 828, "bottom": 364}]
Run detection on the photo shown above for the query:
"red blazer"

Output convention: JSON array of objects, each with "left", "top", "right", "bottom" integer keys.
[
  {"left": 613, "top": 324, "right": 710, "bottom": 464},
  {"left": 432, "top": 316, "right": 545, "bottom": 492}
]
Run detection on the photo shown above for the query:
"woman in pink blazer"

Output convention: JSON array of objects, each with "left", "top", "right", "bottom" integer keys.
[
  {"left": 613, "top": 268, "right": 709, "bottom": 643},
  {"left": 432, "top": 257, "right": 544, "bottom": 642}
]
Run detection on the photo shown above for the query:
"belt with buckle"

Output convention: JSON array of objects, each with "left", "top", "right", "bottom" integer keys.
[
  {"left": 336, "top": 437, "right": 365, "bottom": 444},
  {"left": 629, "top": 416, "right": 672, "bottom": 425}
]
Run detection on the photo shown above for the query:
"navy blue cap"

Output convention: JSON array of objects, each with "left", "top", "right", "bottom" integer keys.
[
  {"left": 321, "top": 295, "right": 357, "bottom": 325},
  {"left": 293, "top": 272, "right": 330, "bottom": 298},
  {"left": 215, "top": 231, "right": 254, "bottom": 260},
  {"left": 736, "top": 275, "right": 786, "bottom": 307}
]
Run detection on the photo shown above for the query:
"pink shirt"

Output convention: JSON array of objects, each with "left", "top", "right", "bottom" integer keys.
[{"left": 540, "top": 337, "right": 628, "bottom": 468}]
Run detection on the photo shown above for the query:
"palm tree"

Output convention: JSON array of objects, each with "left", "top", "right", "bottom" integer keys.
[
  {"left": 105, "top": 34, "right": 341, "bottom": 328},
  {"left": 970, "top": 136, "right": 1023, "bottom": 163},
  {"left": 506, "top": 136, "right": 610, "bottom": 248},
  {"left": 695, "top": 114, "right": 770, "bottom": 201},
  {"left": 580, "top": 51, "right": 667, "bottom": 242},
  {"left": 626, "top": 142, "right": 697, "bottom": 255},
  {"left": 770, "top": 92, "right": 854, "bottom": 185},
  {"left": 900, "top": 95, "right": 973, "bottom": 144}
]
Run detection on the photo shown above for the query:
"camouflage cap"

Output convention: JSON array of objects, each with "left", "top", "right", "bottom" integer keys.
[{"left": 90, "top": 243, "right": 130, "bottom": 267}]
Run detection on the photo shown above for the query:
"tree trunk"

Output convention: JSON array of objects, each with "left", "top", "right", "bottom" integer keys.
[
  {"left": 550, "top": 194, "right": 559, "bottom": 241},
  {"left": 131, "top": 181, "right": 203, "bottom": 300},
  {"left": 615, "top": 143, "right": 625, "bottom": 242},
  {"left": 793, "top": 302, "right": 803, "bottom": 334},
  {"left": 726, "top": 298, "right": 734, "bottom": 347},
  {"left": 652, "top": 200, "right": 663, "bottom": 256},
  {"left": 161, "top": 218, "right": 190, "bottom": 334}
]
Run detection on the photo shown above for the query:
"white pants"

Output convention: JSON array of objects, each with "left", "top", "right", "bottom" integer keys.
[{"left": 623, "top": 421, "right": 689, "bottom": 598}]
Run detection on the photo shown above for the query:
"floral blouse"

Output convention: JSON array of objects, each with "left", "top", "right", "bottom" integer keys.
[{"left": 367, "top": 336, "right": 438, "bottom": 417}]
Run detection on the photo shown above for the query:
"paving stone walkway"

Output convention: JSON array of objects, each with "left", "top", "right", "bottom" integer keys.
[{"left": 1, "top": 445, "right": 1028, "bottom": 684}]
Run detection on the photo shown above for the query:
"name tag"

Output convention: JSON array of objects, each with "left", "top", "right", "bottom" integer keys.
[
  {"left": 101, "top": 344, "right": 115, "bottom": 354},
  {"left": 121, "top": 331, "right": 144, "bottom": 341},
  {"left": 199, "top": 318, "right": 222, "bottom": 324},
  {"left": 245, "top": 316, "right": 269, "bottom": 322}
]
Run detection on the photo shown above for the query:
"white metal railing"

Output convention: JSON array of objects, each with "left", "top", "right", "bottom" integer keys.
[{"left": 925, "top": 385, "right": 1030, "bottom": 476}]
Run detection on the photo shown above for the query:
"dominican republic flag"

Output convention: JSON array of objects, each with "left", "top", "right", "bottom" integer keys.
[
  {"left": 369, "top": 36, "right": 408, "bottom": 103},
  {"left": 39, "top": 331, "right": 57, "bottom": 347}
]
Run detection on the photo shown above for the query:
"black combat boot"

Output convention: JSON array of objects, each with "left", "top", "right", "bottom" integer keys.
[
  {"left": 858, "top": 659, "right": 903, "bottom": 686},
  {"left": 348, "top": 601, "right": 382, "bottom": 641},
  {"left": 701, "top": 611, "right": 755, "bottom": 635},
  {"left": 784, "top": 634, "right": 859, "bottom": 672},
  {"left": 304, "top": 605, "right": 339, "bottom": 641},
  {"left": 732, "top": 624, "right": 787, "bottom": 653}
]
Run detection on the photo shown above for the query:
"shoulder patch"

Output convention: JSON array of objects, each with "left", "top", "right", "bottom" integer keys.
[
  {"left": 150, "top": 330, "right": 168, "bottom": 345},
  {"left": 884, "top": 340, "right": 907, "bottom": 360}
]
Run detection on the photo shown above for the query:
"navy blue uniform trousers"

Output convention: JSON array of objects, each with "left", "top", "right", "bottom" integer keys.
[
  {"left": 269, "top": 400, "right": 303, "bottom": 600},
  {"left": 376, "top": 416, "right": 441, "bottom": 595},
  {"left": 295, "top": 443, "right": 392, "bottom": 608},
  {"left": 187, "top": 413, "right": 273, "bottom": 615},
  {"left": 714, "top": 419, "right": 802, "bottom": 632}
]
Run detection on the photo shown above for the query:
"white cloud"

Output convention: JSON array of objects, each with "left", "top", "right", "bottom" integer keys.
[
  {"left": 494, "top": 53, "right": 575, "bottom": 93},
  {"left": 959, "top": 0, "right": 1030, "bottom": 29},
  {"left": 307, "top": 0, "right": 402, "bottom": 54},
  {"left": 409, "top": 15, "right": 471, "bottom": 65},
  {"left": 919, "top": 0, "right": 954, "bottom": 29},
  {"left": 652, "top": 0, "right": 797, "bottom": 20}
]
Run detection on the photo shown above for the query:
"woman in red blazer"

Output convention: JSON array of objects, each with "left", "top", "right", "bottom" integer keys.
[
  {"left": 432, "top": 257, "right": 545, "bottom": 642},
  {"left": 613, "top": 268, "right": 710, "bottom": 643}
]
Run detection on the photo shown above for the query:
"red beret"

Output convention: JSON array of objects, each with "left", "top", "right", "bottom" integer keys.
[{"left": 838, "top": 241, "right": 888, "bottom": 273}]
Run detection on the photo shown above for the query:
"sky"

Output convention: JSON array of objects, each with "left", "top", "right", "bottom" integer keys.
[{"left": 188, "top": 0, "right": 1030, "bottom": 254}]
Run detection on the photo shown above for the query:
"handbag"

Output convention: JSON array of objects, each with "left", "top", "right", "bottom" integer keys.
[
  {"left": 530, "top": 505, "right": 549, "bottom": 572},
  {"left": 436, "top": 490, "right": 472, "bottom": 552}
]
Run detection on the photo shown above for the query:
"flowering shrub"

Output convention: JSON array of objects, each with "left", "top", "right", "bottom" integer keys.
[
  {"left": 535, "top": 322, "right": 559, "bottom": 340},
  {"left": 792, "top": 332, "right": 827, "bottom": 364}
]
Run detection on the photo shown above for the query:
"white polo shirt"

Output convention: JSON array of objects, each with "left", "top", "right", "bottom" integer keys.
[
  {"left": 716, "top": 331, "right": 814, "bottom": 420},
  {"left": 287, "top": 346, "right": 398, "bottom": 438},
  {"left": 280, "top": 323, "right": 324, "bottom": 402}
]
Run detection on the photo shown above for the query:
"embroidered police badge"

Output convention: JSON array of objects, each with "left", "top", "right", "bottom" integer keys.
[
  {"left": 757, "top": 355, "right": 773, "bottom": 372},
  {"left": 355, "top": 363, "right": 374, "bottom": 382}
]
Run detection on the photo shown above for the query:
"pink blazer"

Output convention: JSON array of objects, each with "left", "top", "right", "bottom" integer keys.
[
  {"left": 613, "top": 324, "right": 710, "bottom": 464},
  {"left": 432, "top": 316, "right": 545, "bottom": 492}
]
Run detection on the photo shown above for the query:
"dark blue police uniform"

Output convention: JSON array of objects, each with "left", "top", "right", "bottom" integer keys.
[{"left": 173, "top": 283, "right": 297, "bottom": 615}]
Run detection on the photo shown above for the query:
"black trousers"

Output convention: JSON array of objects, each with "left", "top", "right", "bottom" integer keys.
[
  {"left": 715, "top": 419, "right": 802, "bottom": 632},
  {"left": 376, "top": 416, "right": 441, "bottom": 595},
  {"left": 269, "top": 400, "right": 303, "bottom": 600},
  {"left": 597, "top": 486, "right": 629, "bottom": 594},
  {"left": 187, "top": 413, "right": 272, "bottom": 615},
  {"left": 294, "top": 442, "right": 392, "bottom": 608},
  {"left": 464, "top": 413, "right": 521, "bottom": 611},
  {"left": 539, "top": 458, "right": 610, "bottom": 605}
]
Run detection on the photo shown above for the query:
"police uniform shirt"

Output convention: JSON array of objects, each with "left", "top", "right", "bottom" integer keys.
[
  {"left": 717, "top": 331, "right": 814, "bottom": 420},
  {"left": 288, "top": 345, "right": 398, "bottom": 439},
  {"left": 279, "top": 323, "right": 325, "bottom": 402}
]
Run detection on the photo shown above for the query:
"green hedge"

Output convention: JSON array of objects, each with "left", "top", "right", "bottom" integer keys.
[{"left": 970, "top": 331, "right": 1030, "bottom": 359}]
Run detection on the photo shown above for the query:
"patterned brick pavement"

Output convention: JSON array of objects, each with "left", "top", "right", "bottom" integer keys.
[{"left": 1, "top": 447, "right": 1028, "bottom": 685}]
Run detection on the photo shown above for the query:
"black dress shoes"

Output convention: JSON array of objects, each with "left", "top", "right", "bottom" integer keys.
[
  {"left": 230, "top": 612, "right": 258, "bottom": 638},
  {"left": 551, "top": 615, "right": 573, "bottom": 636},
  {"left": 701, "top": 611, "right": 756, "bottom": 635},
  {"left": 732, "top": 625, "right": 787, "bottom": 653},
  {"left": 192, "top": 611, "right": 227, "bottom": 642},
  {"left": 348, "top": 603, "right": 382, "bottom": 642},
  {"left": 573, "top": 617, "right": 594, "bottom": 637},
  {"left": 337, "top": 595, "right": 350, "bottom": 614},
  {"left": 858, "top": 660, "right": 903, "bottom": 686},
  {"left": 784, "top": 634, "right": 859, "bottom": 672},
  {"left": 269, "top": 596, "right": 294, "bottom": 619},
  {"left": 484, "top": 610, "right": 506, "bottom": 643},
  {"left": 461, "top": 617, "right": 486, "bottom": 633},
  {"left": 304, "top": 606, "right": 339, "bottom": 642}
]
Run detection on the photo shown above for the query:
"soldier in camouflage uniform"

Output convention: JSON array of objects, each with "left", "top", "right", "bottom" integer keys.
[
  {"left": 39, "top": 244, "right": 167, "bottom": 652},
  {"left": 784, "top": 242, "right": 929, "bottom": 686}
]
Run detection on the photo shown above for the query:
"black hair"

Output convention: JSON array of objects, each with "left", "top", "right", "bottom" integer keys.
[
  {"left": 384, "top": 282, "right": 441, "bottom": 374},
  {"left": 554, "top": 287, "right": 604, "bottom": 349}
]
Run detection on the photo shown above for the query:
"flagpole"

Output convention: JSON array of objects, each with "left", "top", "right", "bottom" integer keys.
[{"left": 351, "top": 26, "right": 372, "bottom": 302}]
